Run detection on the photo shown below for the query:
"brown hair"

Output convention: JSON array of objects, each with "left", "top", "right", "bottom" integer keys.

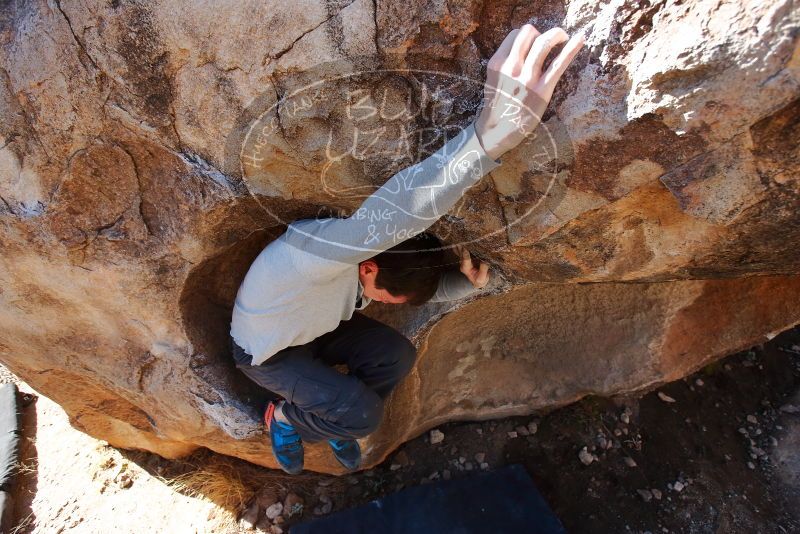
[{"left": 369, "top": 233, "right": 446, "bottom": 305}]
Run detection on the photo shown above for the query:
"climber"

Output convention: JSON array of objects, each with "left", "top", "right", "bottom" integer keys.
[{"left": 229, "top": 25, "right": 584, "bottom": 475}]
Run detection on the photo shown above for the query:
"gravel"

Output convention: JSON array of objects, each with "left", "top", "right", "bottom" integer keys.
[
  {"left": 429, "top": 429, "right": 445, "bottom": 444},
  {"left": 579, "top": 447, "right": 594, "bottom": 466},
  {"left": 658, "top": 392, "right": 677, "bottom": 403}
]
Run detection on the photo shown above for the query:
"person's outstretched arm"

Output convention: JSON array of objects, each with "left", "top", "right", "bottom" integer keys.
[{"left": 284, "top": 25, "right": 584, "bottom": 266}]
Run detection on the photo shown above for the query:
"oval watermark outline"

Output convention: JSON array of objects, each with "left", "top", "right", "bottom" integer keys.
[{"left": 232, "top": 59, "right": 567, "bottom": 255}]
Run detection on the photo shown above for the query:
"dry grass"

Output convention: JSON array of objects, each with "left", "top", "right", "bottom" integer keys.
[
  {"left": 13, "top": 459, "right": 38, "bottom": 476},
  {"left": 155, "top": 449, "right": 338, "bottom": 530},
  {"left": 157, "top": 454, "right": 250, "bottom": 531},
  {"left": 9, "top": 512, "right": 34, "bottom": 534}
]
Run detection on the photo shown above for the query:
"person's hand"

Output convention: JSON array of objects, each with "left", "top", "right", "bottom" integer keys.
[
  {"left": 474, "top": 25, "right": 584, "bottom": 161},
  {"left": 454, "top": 245, "right": 490, "bottom": 289}
]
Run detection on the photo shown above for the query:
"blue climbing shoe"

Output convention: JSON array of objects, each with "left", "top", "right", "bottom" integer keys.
[
  {"left": 328, "top": 438, "right": 361, "bottom": 471},
  {"left": 265, "top": 401, "right": 304, "bottom": 475}
]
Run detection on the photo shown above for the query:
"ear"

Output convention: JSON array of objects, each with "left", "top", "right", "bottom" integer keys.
[{"left": 359, "top": 260, "right": 378, "bottom": 276}]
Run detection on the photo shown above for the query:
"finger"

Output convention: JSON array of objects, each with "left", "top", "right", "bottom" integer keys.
[
  {"left": 452, "top": 244, "right": 463, "bottom": 264},
  {"left": 486, "top": 30, "right": 519, "bottom": 87},
  {"left": 477, "top": 262, "right": 490, "bottom": 286},
  {"left": 521, "top": 27, "right": 569, "bottom": 86},
  {"left": 460, "top": 247, "right": 472, "bottom": 271},
  {"left": 501, "top": 24, "right": 540, "bottom": 78},
  {"left": 541, "top": 32, "right": 585, "bottom": 88}
]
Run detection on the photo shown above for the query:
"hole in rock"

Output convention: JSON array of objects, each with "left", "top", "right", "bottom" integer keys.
[
  {"left": 178, "top": 217, "right": 445, "bottom": 429},
  {"left": 179, "top": 226, "right": 287, "bottom": 419}
]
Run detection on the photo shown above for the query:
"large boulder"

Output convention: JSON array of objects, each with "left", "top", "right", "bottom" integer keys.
[{"left": 0, "top": 0, "right": 798, "bottom": 473}]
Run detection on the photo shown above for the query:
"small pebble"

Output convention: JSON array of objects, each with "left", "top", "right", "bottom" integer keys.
[
  {"left": 239, "top": 502, "right": 259, "bottom": 530},
  {"left": 255, "top": 489, "right": 279, "bottom": 510},
  {"left": 652, "top": 489, "right": 662, "bottom": 500},
  {"left": 480, "top": 462, "right": 489, "bottom": 470},
  {"left": 507, "top": 431, "right": 518, "bottom": 438},
  {"left": 695, "top": 378, "right": 704, "bottom": 386},
  {"left": 474, "top": 452, "right": 486, "bottom": 463},
  {"left": 313, "top": 495, "right": 332, "bottom": 516},
  {"left": 117, "top": 473, "right": 133, "bottom": 489},
  {"left": 673, "top": 481, "right": 685, "bottom": 492},
  {"left": 527, "top": 422, "right": 538, "bottom": 435},
  {"left": 458, "top": 456, "right": 466, "bottom": 464},
  {"left": 746, "top": 415, "right": 758, "bottom": 424},
  {"left": 430, "top": 429, "right": 445, "bottom": 444},
  {"left": 579, "top": 447, "right": 594, "bottom": 466},
  {"left": 283, "top": 493, "right": 304, "bottom": 518},
  {"left": 624, "top": 456, "right": 637, "bottom": 468},
  {"left": 265, "top": 502, "right": 284, "bottom": 520},
  {"left": 747, "top": 461, "right": 756, "bottom": 470},
  {"left": 658, "top": 392, "right": 676, "bottom": 403},
  {"left": 637, "top": 489, "right": 653, "bottom": 502},
  {"left": 516, "top": 425, "right": 530, "bottom": 436}
]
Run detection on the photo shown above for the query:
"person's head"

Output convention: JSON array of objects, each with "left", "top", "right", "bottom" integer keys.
[{"left": 358, "top": 233, "right": 446, "bottom": 305}]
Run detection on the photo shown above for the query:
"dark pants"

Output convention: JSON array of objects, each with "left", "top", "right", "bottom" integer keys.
[{"left": 232, "top": 312, "right": 417, "bottom": 443}]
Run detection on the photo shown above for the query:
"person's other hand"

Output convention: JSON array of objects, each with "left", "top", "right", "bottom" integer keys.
[
  {"left": 475, "top": 25, "right": 584, "bottom": 161},
  {"left": 454, "top": 245, "right": 490, "bottom": 289}
]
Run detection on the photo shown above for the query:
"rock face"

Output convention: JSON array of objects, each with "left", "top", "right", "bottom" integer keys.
[{"left": 0, "top": 0, "right": 798, "bottom": 473}]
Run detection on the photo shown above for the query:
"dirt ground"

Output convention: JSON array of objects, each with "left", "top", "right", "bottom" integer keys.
[{"left": 5, "top": 326, "right": 800, "bottom": 533}]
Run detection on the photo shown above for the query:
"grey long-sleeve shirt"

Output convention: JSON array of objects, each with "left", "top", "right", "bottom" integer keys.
[{"left": 231, "top": 122, "right": 502, "bottom": 365}]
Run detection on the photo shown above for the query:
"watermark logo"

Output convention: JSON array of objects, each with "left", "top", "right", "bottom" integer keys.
[{"left": 225, "top": 56, "right": 568, "bottom": 259}]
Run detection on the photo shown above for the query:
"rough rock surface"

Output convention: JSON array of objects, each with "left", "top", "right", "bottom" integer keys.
[{"left": 0, "top": 0, "right": 798, "bottom": 473}]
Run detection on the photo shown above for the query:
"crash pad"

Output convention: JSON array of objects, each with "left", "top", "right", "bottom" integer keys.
[{"left": 290, "top": 464, "right": 564, "bottom": 534}]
